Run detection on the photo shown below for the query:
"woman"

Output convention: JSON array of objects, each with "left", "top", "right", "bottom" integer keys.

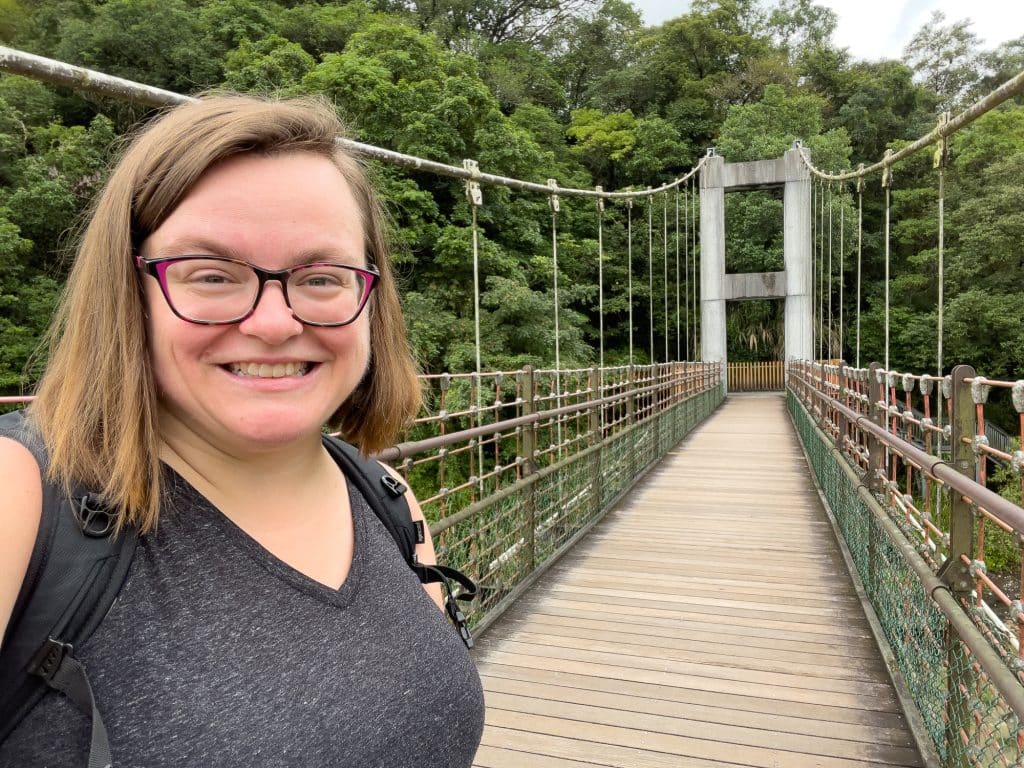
[{"left": 0, "top": 96, "right": 485, "bottom": 766}]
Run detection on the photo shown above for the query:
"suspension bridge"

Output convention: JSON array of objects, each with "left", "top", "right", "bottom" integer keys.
[{"left": 3, "top": 46, "right": 1024, "bottom": 767}]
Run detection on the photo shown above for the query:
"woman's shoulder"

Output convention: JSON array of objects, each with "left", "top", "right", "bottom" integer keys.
[{"left": 0, "top": 432, "right": 44, "bottom": 645}]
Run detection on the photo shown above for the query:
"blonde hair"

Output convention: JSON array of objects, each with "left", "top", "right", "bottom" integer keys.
[{"left": 31, "top": 95, "right": 421, "bottom": 532}]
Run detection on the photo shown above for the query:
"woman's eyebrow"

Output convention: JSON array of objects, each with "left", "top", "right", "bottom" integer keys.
[
  {"left": 147, "top": 237, "right": 241, "bottom": 259},
  {"left": 148, "top": 239, "right": 365, "bottom": 266}
]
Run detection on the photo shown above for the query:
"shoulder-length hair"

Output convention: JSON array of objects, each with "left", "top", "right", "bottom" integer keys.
[{"left": 31, "top": 95, "right": 421, "bottom": 532}]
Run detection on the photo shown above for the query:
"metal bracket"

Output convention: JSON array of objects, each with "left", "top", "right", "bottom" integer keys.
[{"left": 937, "top": 557, "right": 972, "bottom": 593}]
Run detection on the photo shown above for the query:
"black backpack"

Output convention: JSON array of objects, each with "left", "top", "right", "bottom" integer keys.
[{"left": 0, "top": 409, "right": 476, "bottom": 768}]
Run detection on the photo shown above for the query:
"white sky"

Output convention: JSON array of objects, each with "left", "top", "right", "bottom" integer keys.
[{"left": 631, "top": 1, "right": 1024, "bottom": 61}]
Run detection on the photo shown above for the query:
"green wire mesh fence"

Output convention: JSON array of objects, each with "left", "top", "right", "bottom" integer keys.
[{"left": 789, "top": 363, "right": 1024, "bottom": 767}]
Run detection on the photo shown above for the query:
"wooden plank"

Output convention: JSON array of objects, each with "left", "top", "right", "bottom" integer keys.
[
  {"left": 472, "top": 394, "right": 923, "bottom": 768},
  {"left": 485, "top": 692, "right": 922, "bottom": 765},
  {"left": 480, "top": 676, "right": 916, "bottom": 746},
  {"left": 485, "top": 710, "right": 919, "bottom": 768},
  {"left": 478, "top": 663, "right": 913, "bottom": 729}
]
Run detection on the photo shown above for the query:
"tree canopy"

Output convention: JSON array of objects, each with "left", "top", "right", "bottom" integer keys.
[{"left": 0, "top": 0, "right": 1022, "bottom": 422}]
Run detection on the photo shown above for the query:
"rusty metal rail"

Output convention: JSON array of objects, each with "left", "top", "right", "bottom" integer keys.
[{"left": 789, "top": 360, "right": 1024, "bottom": 766}]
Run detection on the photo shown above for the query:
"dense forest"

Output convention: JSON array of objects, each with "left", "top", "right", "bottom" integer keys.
[{"left": 1, "top": 0, "right": 1023, "bottom": 404}]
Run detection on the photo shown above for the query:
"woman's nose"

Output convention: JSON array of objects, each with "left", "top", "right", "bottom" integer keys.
[{"left": 237, "top": 281, "right": 303, "bottom": 343}]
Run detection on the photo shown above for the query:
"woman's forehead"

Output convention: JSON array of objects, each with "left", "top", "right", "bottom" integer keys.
[{"left": 143, "top": 153, "right": 367, "bottom": 264}]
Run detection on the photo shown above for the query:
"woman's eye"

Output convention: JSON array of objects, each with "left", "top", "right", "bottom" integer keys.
[
  {"left": 298, "top": 270, "right": 351, "bottom": 288},
  {"left": 187, "top": 270, "right": 236, "bottom": 284}
]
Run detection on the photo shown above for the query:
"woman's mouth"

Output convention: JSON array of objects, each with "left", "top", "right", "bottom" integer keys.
[{"left": 226, "top": 362, "right": 314, "bottom": 378}]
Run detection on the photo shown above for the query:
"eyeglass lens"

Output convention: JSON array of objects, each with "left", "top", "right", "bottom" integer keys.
[{"left": 158, "top": 258, "right": 369, "bottom": 324}]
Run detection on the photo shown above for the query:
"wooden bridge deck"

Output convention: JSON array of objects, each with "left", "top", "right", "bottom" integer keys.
[{"left": 471, "top": 392, "right": 923, "bottom": 768}]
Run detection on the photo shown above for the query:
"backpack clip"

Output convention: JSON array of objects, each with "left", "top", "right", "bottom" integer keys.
[
  {"left": 380, "top": 474, "right": 407, "bottom": 497},
  {"left": 445, "top": 594, "right": 473, "bottom": 649},
  {"left": 75, "top": 495, "right": 117, "bottom": 538},
  {"left": 29, "top": 637, "right": 73, "bottom": 683}
]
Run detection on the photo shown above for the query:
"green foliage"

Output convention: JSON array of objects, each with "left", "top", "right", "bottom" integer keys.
[
  {"left": 0, "top": 0, "right": 1021, "bottom": 408},
  {"left": 223, "top": 34, "right": 315, "bottom": 92}
]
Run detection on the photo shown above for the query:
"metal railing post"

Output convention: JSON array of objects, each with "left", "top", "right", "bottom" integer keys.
[
  {"left": 520, "top": 365, "right": 538, "bottom": 571},
  {"left": 867, "top": 362, "right": 885, "bottom": 495},
  {"left": 627, "top": 365, "right": 637, "bottom": 479},
  {"left": 942, "top": 364, "right": 976, "bottom": 591},
  {"left": 653, "top": 364, "right": 663, "bottom": 459},
  {"left": 943, "top": 363, "right": 977, "bottom": 767},
  {"left": 838, "top": 362, "right": 849, "bottom": 455}
]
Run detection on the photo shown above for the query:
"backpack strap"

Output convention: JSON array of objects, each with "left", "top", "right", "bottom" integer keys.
[
  {"left": 0, "top": 410, "right": 136, "bottom": 768},
  {"left": 321, "top": 435, "right": 477, "bottom": 647}
]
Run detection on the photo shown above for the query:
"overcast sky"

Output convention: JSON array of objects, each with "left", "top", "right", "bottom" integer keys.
[{"left": 630, "top": 1, "right": 1024, "bottom": 61}]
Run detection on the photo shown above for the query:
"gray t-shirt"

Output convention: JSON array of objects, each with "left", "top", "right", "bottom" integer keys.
[{"left": 1, "top": 466, "right": 485, "bottom": 767}]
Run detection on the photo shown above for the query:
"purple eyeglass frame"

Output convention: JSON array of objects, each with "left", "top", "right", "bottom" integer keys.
[{"left": 136, "top": 254, "right": 379, "bottom": 327}]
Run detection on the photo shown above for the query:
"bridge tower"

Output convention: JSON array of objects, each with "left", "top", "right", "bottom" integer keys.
[{"left": 699, "top": 144, "right": 812, "bottom": 391}]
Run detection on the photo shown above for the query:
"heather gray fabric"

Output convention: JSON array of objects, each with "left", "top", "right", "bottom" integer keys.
[{"left": 1, "top": 466, "right": 485, "bottom": 768}]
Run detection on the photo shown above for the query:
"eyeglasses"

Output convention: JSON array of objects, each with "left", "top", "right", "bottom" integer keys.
[{"left": 136, "top": 255, "right": 379, "bottom": 327}]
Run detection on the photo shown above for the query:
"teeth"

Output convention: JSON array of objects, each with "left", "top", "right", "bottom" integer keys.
[{"left": 230, "top": 362, "right": 310, "bottom": 378}]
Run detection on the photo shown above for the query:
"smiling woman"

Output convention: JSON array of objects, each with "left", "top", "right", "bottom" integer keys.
[{"left": 0, "top": 96, "right": 485, "bottom": 767}]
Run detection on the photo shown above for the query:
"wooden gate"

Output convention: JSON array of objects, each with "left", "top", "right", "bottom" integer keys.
[{"left": 727, "top": 360, "right": 784, "bottom": 392}]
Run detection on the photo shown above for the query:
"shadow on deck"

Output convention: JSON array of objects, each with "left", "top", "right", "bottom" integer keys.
[{"left": 471, "top": 392, "right": 923, "bottom": 768}]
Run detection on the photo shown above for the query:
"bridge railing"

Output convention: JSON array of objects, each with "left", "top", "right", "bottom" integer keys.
[
  {"left": 379, "top": 361, "right": 723, "bottom": 634},
  {"left": 788, "top": 360, "right": 1024, "bottom": 768}
]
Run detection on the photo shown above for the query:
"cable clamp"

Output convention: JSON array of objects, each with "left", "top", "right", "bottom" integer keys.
[
  {"left": 463, "top": 159, "right": 483, "bottom": 206},
  {"left": 1011, "top": 450, "right": 1024, "bottom": 477},
  {"left": 933, "top": 112, "right": 950, "bottom": 169},
  {"left": 971, "top": 377, "right": 991, "bottom": 405},
  {"left": 595, "top": 185, "right": 604, "bottom": 212},
  {"left": 881, "top": 150, "right": 893, "bottom": 188},
  {"left": 547, "top": 178, "right": 559, "bottom": 212}
]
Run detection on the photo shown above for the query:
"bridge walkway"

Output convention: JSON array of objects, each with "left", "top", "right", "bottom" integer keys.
[{"left": 471, "top": 393, "right": 923, "bottom": 768}]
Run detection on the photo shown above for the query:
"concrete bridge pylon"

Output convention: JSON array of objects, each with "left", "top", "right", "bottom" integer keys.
[{"left": 699, "top": 144, "right": 813, "bottom": 392}]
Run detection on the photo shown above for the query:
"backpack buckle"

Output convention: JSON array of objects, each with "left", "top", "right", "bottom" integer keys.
[
  {"left": 75, "top": 495, "right": 117, "bottom": 538},
  {"left": 29, "top": 638, "right": 74, "bottom": 682},
  {"left": 380, "top": 474, "right": 407, "bottom": 497}
]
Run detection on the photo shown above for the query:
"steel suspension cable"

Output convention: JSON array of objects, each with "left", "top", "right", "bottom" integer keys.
[
  {"left": 882, "top": 151, "right": 893, "bottom": 372},
  {"left": 647, "top": 192, "right": 654, "bottom": 362},
  {"left": 663, "top": 193, "right": 669, "bottom": 362},
  {"left": 856, "top": 174, "right": 864, "bottom": 369},
  {"left": 819, "top": 180, "right": 825, "bottom": 361},
  {"left": 0, "top": 46, "right": 711, "bottom": 204},
  {"left": 811, "top": 180, "right": 817, "bottom": 360},
  {"left": 627, "top": 199, "right": 634, "bottom": 364},
  {"left": 684, "top": 183, "right": 690, "bottom": 360},
  {"left": 675, "top": 190, "right": 681, "bottom": 361},
  {"left": 935, "top": 114, "right": 949, "bottom": 381},
  {"left": 596, "top": 187, "right": 605, "bottom": 370},
  {"left": 464, "top": 161, "right": 483, "bottom": 377},
  {"left": 828, "top": 183, "right": 834, "bottom": 360},
  {"left": 839, "top": 184, "right": 845, "bottom": 360},
  {"left": 692, "top": 181, "right": 699, "bottom": 358},
  {"left": 794, "top": 68, "right": 1024, "bottom": 183},
  {"left": 465, "top": 162, "right": 485, "bottom": 494},
  {"left": 548, "top": 181, "right": 562, "bottom": 430}
]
